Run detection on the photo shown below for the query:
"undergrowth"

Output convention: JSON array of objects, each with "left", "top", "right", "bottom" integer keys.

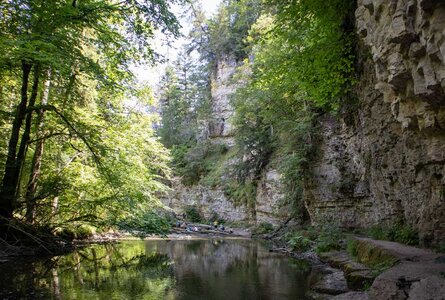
[
  {"left": 285, "top": 224, "right": 344, "bottom": 253},
  {"left": 366, "top": 220, "right": 419, "bottom": 246}
]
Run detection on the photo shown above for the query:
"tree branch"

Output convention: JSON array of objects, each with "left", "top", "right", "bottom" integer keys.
[{"left": 26, "top": 104, "right": 102, "bottom": 170}]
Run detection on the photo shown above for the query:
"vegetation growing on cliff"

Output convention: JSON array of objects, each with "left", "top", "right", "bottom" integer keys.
[{"left": 158, "top": 0, "right": 356, "bottom": 219}]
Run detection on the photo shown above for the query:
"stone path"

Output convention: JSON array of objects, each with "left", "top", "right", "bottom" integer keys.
[
  {"left": 314, "top": 237, "right": 445, "bottom": 300},
  {"left": 354, "top": 238, "right": 445, "bottom": 300}
]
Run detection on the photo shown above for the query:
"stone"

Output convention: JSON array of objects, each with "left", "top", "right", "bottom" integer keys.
[
  {"left": 255, "top": 168, "right": 289, "bottom": 225},
  {"left": 346, "top": 270, "right": 374, "bottom": 290},
  {"left": 332, "top": 291, "right": 370, "bottom": 300},
  {"left": 363, "top": 0, "right": 373, "bottom": 14},
  {"left": 408, "top": 275, "right": 445, "bottom": 300},
  {"left": 312, "top": 271, "right": 349, "bottom": 295},
  {"left": 409, "top": 43, "right": 426, "bottom": 58},
  {"left": 162, "top": 166, "right": 289, "bottom": 226},
  {"left": 161, "top": 177, "right": 251, "bottom": 223},
  {"left": 370, "top": 262, "right": 445, "bottom": 300}
]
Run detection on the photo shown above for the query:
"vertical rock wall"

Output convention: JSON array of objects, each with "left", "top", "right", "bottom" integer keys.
[
  {"left": 199, "top": 55, "right": 238, "bottom": 147},
  {"left": 305, "top": 0, "right": 445, "bottom": 245},
  {"left": 164, "top": 56, "right": 289, "bottom": 225}
]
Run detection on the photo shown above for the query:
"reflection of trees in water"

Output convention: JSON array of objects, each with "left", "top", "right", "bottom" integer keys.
[
  {"left": 146, "top": 239, "right": 313, "bottom": 300},
  {"left": 0, "top": 241, "right": 176, "bottom": 299},
  {"left": 0, "top": 240, "right": 314, "bottom": 300}
]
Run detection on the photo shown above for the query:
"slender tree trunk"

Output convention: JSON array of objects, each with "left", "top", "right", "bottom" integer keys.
[
  {"left": 25, "top": 69, "right": 51, "bottom": 223},
  {"left": 52, "top": 268, "right": 61, "bottom": 300},
  {"left": 14, "top": 65, "right": 40, "bottom": 199},
  {"left": 0, "top": 62, "right": 32, "bottom": 218},
  {"left": 51, "top": 196, "right": 59, "bottom": 218}
]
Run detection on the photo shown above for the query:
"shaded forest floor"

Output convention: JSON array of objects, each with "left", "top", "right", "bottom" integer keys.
[{"left": 0, "top": 218, "right": 74, "bottom": 259}]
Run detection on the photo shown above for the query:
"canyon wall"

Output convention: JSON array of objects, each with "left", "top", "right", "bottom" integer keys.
[
  {"left": 305, "top": 0, "right": 445, "bottom": 245},
  {"left": 164, "top": 0, "right": 445, "bottom": 243},
  {"left": 164, "top": 56, "right": 289, "bottom": 225}
]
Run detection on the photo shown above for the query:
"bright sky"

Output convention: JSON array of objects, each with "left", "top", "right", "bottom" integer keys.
[{"left": 132, "top": 0, "right": 222, "bottom": 88}]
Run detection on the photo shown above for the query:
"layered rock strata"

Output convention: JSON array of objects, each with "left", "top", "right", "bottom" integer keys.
[{"left": 305, "top": 0, "right": 445, "bottom": 245}]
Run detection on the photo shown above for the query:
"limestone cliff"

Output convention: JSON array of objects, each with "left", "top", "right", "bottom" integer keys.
[
  {"left": 164, "top": 0, "right": 445, "bottom": 242},
  {"left": 197, "top": 56, "right": 237, "bottom": 147},
  {"left": 164, "top": 56, "right": 289, "bottom": 225},
  {"left": 305, "top": 0, "right": 445, "bottom": 245}
]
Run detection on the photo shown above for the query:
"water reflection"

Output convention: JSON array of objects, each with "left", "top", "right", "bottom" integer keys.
[{"left": 0, "top": 239, "right": 314, "bottom": 300}]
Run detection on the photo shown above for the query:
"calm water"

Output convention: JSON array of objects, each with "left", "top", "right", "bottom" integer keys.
[{"left": 0, "top": 239, "right": 316, "bottom": 300}]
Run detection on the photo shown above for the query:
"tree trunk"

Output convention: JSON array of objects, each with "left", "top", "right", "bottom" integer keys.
[
  {"left": 15, "top": 65, "right": 41, "bottom": 198},
  {"left": 25, "top": 69, "right": 51, "bottom": 224},
  {"left": 0, "top": 62, "right": 32, "bottom": 218}
]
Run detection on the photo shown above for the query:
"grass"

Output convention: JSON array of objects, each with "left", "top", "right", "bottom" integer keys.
[{"left": 346, "top": 238, "right": 398, "bottom": 277}]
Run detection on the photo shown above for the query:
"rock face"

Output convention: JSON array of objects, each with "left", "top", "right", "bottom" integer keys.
[
  {"left": 163, "top": 177, "right": 251, "bottom": 222},
  {"left": 165, "top": 56, "right": 289, "bottom": 225},
  {"left": 163, "top": 166, "right": 289, "bottom": 225},
  {"left": 198, "top": 55, "right": 238, "bottom": 147},
  {"left": 305, "top": 0, "right": 445, "bottom": 245},
  {"left": 165, "top": 0, "right": 445, "bottom": 240},
  {"left": 255, "top": 169, "right": 289, "bottom": 224}
]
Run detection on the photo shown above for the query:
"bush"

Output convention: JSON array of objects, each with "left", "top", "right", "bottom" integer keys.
[
  {"left": 223, "top": 180, "right": 257, "bottom": 208},
  {"left": 287, "top": 232, "right": 312, "bottom": 252},
  {"left": 436, "top": 243, "right": 445, "bottom": 253},
  {"left": 315, "top": 224, "right": 344, "bottom": 253},
  {"left": 366, "top": 221, "right": 419, "bottom": 246},
  {"left": 117, "top": 210, "right": 172, "bottom": 237},
  {"left": 172, "top": 142, "right": 229, "bottom": 186},
  {"left": 367, "top": 225, "right": 388, "bottom": 240},
  {"left": 56, "top": 224, "right": 94, "bottom": 240},
  {"left": 387, "top": 223, "right": 419, "bottom": 246},
  {"left": 252, "top": 222, "right": 274, "bottom": 235},
  {"left": 184, "top": 205, "right": 203, "bottom": 223}
]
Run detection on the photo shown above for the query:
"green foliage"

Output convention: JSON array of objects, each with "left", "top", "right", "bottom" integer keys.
[
  {"left": 184, "top": 205, "right": 203, "bottom": 223},
  {"left": 56, "top": 224, "right": 95, "bottom": 240},
  {"left": 366, "top": 225, "right": 388, "bottom": 240},
  {"left": 315, "top": 224, "right": 344, "bottom": 253},
  {"left": 172, "top": 142, "right": 228, "bottom": 186},
  {"left": 287, "top": 232, "right": 312, "bottom": 252},
  {"left": 228, "top": 0, "right": 356, "bottom": 219},
  {"left": 387, "top": 223, "right": 419, "bottom": 246},
  {"left": 346, "top": 238, "right": 359, "bottom": 257},
  {"left": 366, "top": 221, "right": 419, "bottom": 246},
  {"left": 252, "top": 222, "right": 274, "bottom": 235},
  {"left": 208, "top": 0, "right": 263, "bottom": 61},
  {"left": 370, "top": 258, "right": 398, "bottom": 277},
  {"left": 223, "top": 180, "right": 257, "bottom": 208},
  {"left": 0, "top": 0, "right": 182, "bottom": 236},
  {"left": 117, "top": 210, "right": 173, "bottom": 237},
  {"left": 283, "top": 225, "right": 342, "bottom": 253},
  {"left": 262, "top": 0, "right": 356, "bottom": 109},
  {"left": 157, "top": 56, "right": 211, "bottom": 148}
]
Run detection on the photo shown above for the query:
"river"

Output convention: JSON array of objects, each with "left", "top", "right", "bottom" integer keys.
[{"left": 0, "top": 238, "right": 317, "bottom": 299}]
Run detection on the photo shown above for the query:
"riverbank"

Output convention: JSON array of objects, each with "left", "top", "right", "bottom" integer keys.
[
  {"left": 3, "top": 219, "right": 443, "bottom": 300},
  {"left": 268, "top": 233, "right": 445, "bottom": 299}
]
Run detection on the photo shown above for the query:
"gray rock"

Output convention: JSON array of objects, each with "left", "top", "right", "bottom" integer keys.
[
  {"left": 408, "top": 275, "right": 445, "bottom": 300},
  {"left": 332, "top": 291, "right": 370, "bottom": 300},
  {"left": 305, "top": 0, "right": 445, "bottom": 246},
  {"left": 312, "top": 271, "right": 349, "bottom": 295},
  {"left": 370, "top": 262, "right": 445, "bottom": 300}
]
